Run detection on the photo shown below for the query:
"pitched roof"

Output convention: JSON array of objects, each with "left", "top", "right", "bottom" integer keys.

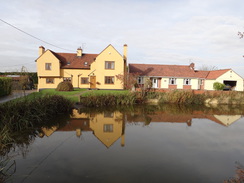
[
  {"left": 129, "top": 64, "right": 207, "bottom": 78},
  {"left": 129, "top": 64, "right": 232, "bottom": 79},
  {"left": 205, "top": 69, "right": 231, "bottom": 79},
  {"left": 51, "top": 51, "right": 98, "bottom": 69}
]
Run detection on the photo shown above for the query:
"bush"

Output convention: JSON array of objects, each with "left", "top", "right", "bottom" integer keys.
[
  {"left": 0, "top": 77, "right": 12, "bottom": 97},
  {"left": 56, "top": 81, "right": 74, "bottom": 91},
  {"left": 213, "top": 82, "right": 225, "bottom": 91}
]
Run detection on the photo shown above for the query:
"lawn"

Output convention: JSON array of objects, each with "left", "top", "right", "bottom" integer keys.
[
  {"left": 25, "top": 89, "right": 130, "bottom": 103},
  {"left": 22, "top": 88, "right": 86, "bottom": 102}
]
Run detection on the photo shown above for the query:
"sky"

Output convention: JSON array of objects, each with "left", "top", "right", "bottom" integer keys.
[{"left": 1, "top": 0, "right": 244, "bottom": 76}]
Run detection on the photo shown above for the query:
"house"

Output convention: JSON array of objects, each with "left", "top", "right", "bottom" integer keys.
[
  {"left": 40, "top": 109, "right": 126, "bottom": 148},
  {"left": 36, "top": 44, "right": 127, "bottom": 90},
  {"left": 129, "top": 63, "right": 244, "bottom": 91}
]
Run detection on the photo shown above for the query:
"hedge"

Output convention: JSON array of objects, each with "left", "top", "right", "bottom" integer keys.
[{"left": 0, "top": 77, "right": 12, "bottom": 97}]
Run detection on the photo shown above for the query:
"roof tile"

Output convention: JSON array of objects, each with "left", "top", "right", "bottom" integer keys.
[{"left": 51, "top": 51, "right": 98, "bottom": 69}]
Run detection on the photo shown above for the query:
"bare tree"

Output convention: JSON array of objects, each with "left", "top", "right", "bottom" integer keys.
[
  {"left": 198, "top": 64, "right": 218, "bottom": 71},
  {"left": 19, "top": 66, "right": 30, "bottom": 96},
  {"left": 238, "top": 31, "right": 244, "bottom": 39}
]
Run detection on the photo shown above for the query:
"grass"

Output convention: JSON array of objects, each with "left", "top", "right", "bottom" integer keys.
[
  {"left": 80, "top": 89, "right": 130, "bottom": 97},
  {"left": 25, "top": 88, "right": 87, "bottom": 102},
  {"left": 0, "top": 95, "right": 74, "bottom": 156},
  {"left": 79, "top": 90, "right": 138, "bottom": 107}
]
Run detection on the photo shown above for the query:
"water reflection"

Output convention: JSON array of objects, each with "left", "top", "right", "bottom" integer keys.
[
  {"left": 1, "top": 104, "right": 244, "bottom": 183},
  {"left": 38, "top": 104, "right": 244, "bottom": 148}
]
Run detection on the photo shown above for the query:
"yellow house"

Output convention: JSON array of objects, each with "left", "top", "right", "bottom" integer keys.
[{"left": 36, "top": 44, "right": 127, "bottom": 90}]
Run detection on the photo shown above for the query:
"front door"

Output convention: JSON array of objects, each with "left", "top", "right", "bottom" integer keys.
[
  {"left": 90, "top": 76, "right": 96, "bottom": 89},
  {"left": 152, "top": 78, "right": 158, "bottom": 88}
]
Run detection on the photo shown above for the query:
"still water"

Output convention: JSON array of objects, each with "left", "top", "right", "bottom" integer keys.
[{"left": 2, "top": 104, "right": 244, "bottom": 183}]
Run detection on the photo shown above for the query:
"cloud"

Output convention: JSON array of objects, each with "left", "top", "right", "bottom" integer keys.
[{"left": 1, "top": 0, "right": 244, "bottom": 76}]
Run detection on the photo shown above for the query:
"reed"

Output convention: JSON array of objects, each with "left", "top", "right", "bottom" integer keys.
[
  {"left": 80, "top": 92, "right": 138, "bottom": 107},
  {"left": 0, "top": 95, "right": 73, "bottom": 156},
  {"left": 158, "top": 90, "right": 205, "bottom": 104},
  {"left": 0, "top": 156, "right": 16, "bottom": 183}
]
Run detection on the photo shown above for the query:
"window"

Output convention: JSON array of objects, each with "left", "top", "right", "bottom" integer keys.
[
  {"left": 169, "top": 78, "right": 176, "bottom": 85},
  {"left": 105, "top": 76, "right": 114, "bottom": 84},
  {"left": 63, "top": 77, "right": 71, "bottom": 82},
  {"left": 200, "top": 79, "right": 204, "bottom": 85},
  {"left": 104, "top": 112, "right": 114, "bottom": 118},
  {"left": 184, "top": 79, "right": 191, "bottom": 85},
  {"left": 81, "top": 77, "right": 89, "bottom": 84},
  {"left": 84, "top": 62, "right": 88, "bottom": 66},
  {"left": 104, "top": 124, "right": 113, "bottom": 132},
  {"left": 105, "top": 61, "right": 115, "bottom": 69},
  {"left": 46, "top": 78, "right": 54, "bottom": 84},
  {"left": 137, "top": 77, "right": 144, "bottom": 84},
  {"left": 45, "top": 63, "right": 52, "bottom": 70}
]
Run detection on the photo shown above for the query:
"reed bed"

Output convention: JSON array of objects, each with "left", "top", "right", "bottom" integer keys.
[
  {"left": 0, "top": 95, "right": 73, "bottom": 156},
  {"left": 80, "top": 92, "right": 138, "bottom": 107},
  {"left": 155, "top": 90, "right": 204, "bottom": 104}
]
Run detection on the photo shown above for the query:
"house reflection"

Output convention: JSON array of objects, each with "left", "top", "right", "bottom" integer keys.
[{"left": 39, "top": 109, "right": 242, "bottom": 147}]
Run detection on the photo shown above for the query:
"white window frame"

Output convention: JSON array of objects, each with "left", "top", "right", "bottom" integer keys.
[
  {"left": 169, "top": 78, "right": 176, "bottom": 85},
  {"left": 137, "top": 77, "right": 144, "bottom": 84},
  {"left": 184, "top": 79, "right": 191, "bottom": 85}
]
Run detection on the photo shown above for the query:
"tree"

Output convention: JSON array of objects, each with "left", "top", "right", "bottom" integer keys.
[
  {"left": 238, "top": 31, "right": 244, "bottom": 39},
  {"left": 198, "top": 64, "right": 218, "bottom": 71},
  {"left": 116, "top": 73, "right": 138, "bottom": 90},
  {"left": 19, "top": 66, "right": 33, "bottom": 95}
]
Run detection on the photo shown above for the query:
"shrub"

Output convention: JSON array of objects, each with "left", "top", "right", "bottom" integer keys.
[
  {"left": 213, "top": 82, "right": 225, "bottom": 91},
  {"left": 0, "top": 77, "right": 12, "bottom": 97},
  {"left": 56, "top": 81, "right": 74, "bottom": 91}
]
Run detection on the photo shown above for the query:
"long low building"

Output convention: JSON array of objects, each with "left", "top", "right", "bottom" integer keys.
[{"left": 129, "top": 63, "right": 244, "bottom": 91}]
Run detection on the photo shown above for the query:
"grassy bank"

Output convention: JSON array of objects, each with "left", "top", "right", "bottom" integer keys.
[
  {"left": 34, "top": 88, "right": 87, "bottom": 102},
  {"left": 80, "top": 90, "right": 137, "bottom": 107},
  {"left": 0, "top": 95, "right": 73, "bottom": 156},
  {"left": 23, "top": 89, "right": 244, "bottom": 107}
]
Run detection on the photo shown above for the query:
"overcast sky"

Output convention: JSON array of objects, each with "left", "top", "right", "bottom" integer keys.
[{"left": 1, "top": 0, "right": 244, "bottom": 76}]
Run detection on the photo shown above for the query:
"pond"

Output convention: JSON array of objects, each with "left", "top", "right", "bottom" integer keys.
[{"left": 1, "top": 104, "right": 244, "bottom": 183}]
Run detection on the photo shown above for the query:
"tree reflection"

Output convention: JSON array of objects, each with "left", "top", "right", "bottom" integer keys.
[{"left": 224, "top": 162, "right": 244, "bottom": 183}]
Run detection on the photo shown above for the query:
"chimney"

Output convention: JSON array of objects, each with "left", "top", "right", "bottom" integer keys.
[
  {"left": 123, "top": 44, "right": 127, "bottom": 61},
  {"left": 189, "top": 63, "right": 195, "bottom": 70},
  {"left": 77, "top": 47, "right": 82, "bottom": 57},
  {"left": 39, "top": 46, "right": 45, "bottom": 56},
  {"left": 121, "top": 133, "right": 125, "bottom": 147}
]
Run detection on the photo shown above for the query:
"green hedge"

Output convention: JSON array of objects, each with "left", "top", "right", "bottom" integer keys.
[{"left": 0, "top": 77, "right": 12, "bottom": 97}]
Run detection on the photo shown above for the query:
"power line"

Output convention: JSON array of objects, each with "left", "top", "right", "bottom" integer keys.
[
  {"left": 0, "top": 61, "right": 35, "bottom": 68},
  {"left": 0, "top": 18, "right": 73, "bottom": 52}
]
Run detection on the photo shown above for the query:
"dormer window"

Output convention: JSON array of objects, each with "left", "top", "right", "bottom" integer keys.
[
  {"left": 67, "top": 61, "right": 70, "bottom": 65},
  {"left": 84, "top": 62, "right": 88, "bottom": 66}
]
